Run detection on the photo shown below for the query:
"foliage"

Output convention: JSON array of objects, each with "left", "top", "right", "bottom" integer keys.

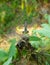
[
  {"left": 0, "top": 0, "right": 50, "bottom": 65},
  {"left": 0, "top": 39, "right": 17, "bottom": 65},
  {"left": 33, "top": 13, "right": 50, "bottom": 38},
  {"left": 0, "top": 0, "right": 49, "bottom": 34},
  {"left": 0, "top": 26, "right": 50, "bottom": 65}
]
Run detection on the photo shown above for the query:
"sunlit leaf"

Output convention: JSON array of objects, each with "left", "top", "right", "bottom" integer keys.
[{"left": 3, "top": 57, "right": 12, "bottom": 65}]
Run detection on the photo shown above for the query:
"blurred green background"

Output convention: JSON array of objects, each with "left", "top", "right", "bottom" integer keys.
[{"left": 0, "top": 0, "right": 50, "bottom": 34}]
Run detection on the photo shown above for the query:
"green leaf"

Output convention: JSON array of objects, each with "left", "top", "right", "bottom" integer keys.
[
  {"left": 41, "top": 24, "right": 50, "bottom": 29},
  {"left": 29, "top": 36, "right": 42, "bottom": 49},
  {"left": 30, "top": 41, "right": 40, "bottom": 49},
  {"left": 29, "top": 36, "right": 41, "bottom": 41},
  {"left": 3, "top": 57, "right": 12, "bottom": 65},
  {"left": 0, "top": 49, "right": 8, "bottom": 62},
  {"left": 35, "top": 23, "right": 50, "bottom": 38},
  {"left": 36, "top": 29, "right": 50, "bottom": 38},
  {"left": 45, "top": 61, "right": 49, "bottom": 65},
  {"left": 44, "top": 14, "right": 50, "bottom": 25},
  {"left": 44, "top": 14, "right": 48, "bottom": 20},
  {"left": 8, "top": 39, "right": 17, "bottom": 57}
]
